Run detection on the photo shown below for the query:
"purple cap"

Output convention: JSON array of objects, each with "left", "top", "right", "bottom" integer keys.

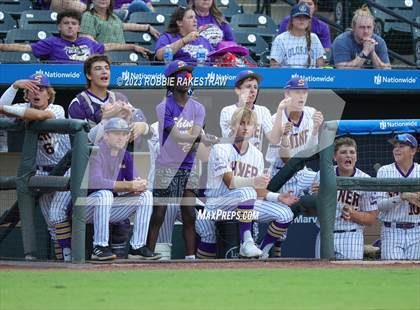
[
  {"left": 284, "top": 77, "right": 308, "bottom": 89},
  {"left": 104, "top": 117, "right": 130, "bottom": 133},
  {"left": 234, "top": 70, "right": 262, "bottom": 87},
  {"left": 29, "top": 73, "right": 50, "bottom": 87},
  {"left": 208, "top": 41, "right": 249, "bottom": 58},
  {"left": 388, "top": 133, "right": 418, "bottom": 148},
  {"left": 290, "top": 3, "right": 311, "bottom": 18},
  {"left": 164, "top": 60, "right": 194, "bottom": 77}
]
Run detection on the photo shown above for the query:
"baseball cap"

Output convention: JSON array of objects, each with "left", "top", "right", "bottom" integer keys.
[
  {"left": 29, "top": 73, "right": 50, "bottom": 87},
  {"left": 388, "top": 133, "right": 418, "bottom": 148},
  {"left": 290, "top": 3, "right": 311, "bottom": 18},
  {"left": 234, "top": 70, "right": 262, "bottom": 87},
  {"left": 104, "top": 117, "right": 130, "bottom": 133},
  {"left": 164, "top": 60, "right": 194, "bottom": 77},
  {"left": 284, "top": 77, "right": 308, "bottom": 89},
  {"left": 207, "top": 41, "right": 249, "bottom": 58}
]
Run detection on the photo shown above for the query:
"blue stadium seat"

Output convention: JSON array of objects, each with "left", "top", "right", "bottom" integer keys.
[
  {"left": 19, "top": 10, "right": 59, "bottom": 35},
  {"left": 128, "top": 12, "right": 169, "bottom": 33},
  {"left": 124, "top": 31, "right": 156, "bottom": 50},
  {"left": 105, "top": 51, "right": 149, "bottom": 65},
  {"left": 150, "top": 0, "right": 187, "bottom": 16},
  {"left": 234, "top": 31, "right": 269, "bottom": 62},
  {"left": 4, "top": 28, "right": 52, "bottom": 43},
  {"left": 0, "top": 51, "right": 38, "bottom": 63},
  {"left": 0, "top": 11, "right": 17, "bottom": 41},
  {"left": 0, "top": 0, "right": 32, "bottom": 18},
  {"left": 216, "top": 0, "right": 242, "bottom": 22},
  {"left": 230, "top": 14, "right": 277, "bottom": 44}
]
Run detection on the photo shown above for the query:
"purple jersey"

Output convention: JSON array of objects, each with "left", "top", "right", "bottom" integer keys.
[
  {"left": 278, "top": 15, "right": 331, "bottom": 49},
  {"left": 31, "top": 36, "right": 105, "bottom": 63},
  {"left": 88, "top": 140, "right": 137, "bottom": 193},
  {"left": 195, "top": 14, "right": 235, "bottom": 46},
  {"left": 155, "top": 33, "right": 213, "bottom": 64},
  {"left": 155, "top": 94, "right": 205, "bottom": 170}
]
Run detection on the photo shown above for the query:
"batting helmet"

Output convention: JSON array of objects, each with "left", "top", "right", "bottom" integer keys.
[{"left": 104, "top": 118, "right": 130, "bottom": 133}]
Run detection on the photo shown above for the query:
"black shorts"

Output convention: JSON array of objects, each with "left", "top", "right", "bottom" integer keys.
[{"left": 153, "top": 168, "right": 199, "bottom": 205}]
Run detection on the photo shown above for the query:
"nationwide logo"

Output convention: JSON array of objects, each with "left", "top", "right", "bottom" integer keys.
[
  {"left": 291, "top": 73, "right": 335, "bottom": 83},
  {"left": 379, "top": 120, "right": 418, "bottom": 130},
  {"left": 35, "top": 69, "right": 81, "bottom": 79},
  {"left": 373, "top": 74, "right": 418, "bottom": 85}
]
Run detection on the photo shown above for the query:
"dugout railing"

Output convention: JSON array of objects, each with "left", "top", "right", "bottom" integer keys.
[{"left": 0, "top": 118, "right": 89, "bottom": 263}]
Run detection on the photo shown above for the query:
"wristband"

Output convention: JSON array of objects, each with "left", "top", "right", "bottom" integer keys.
[
  {"left": 266, "top": 192, "right": 280, "bottom": 202},
  {"left": 2, "top": 105, "right": 26, "bottom": 117}
]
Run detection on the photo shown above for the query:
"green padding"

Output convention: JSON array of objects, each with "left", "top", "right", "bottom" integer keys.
[
  {"left": 25, "top": 119, "right": 89, "bottom": 134},
  {"left": 28, "top": 176, "right": 70, "bottom": 193},
  {"left": 337, "top": 177, "right": 420, "bottom": 192},
  {"left": 0, "top": 119, "right": 24, "bottom": 131},
  {"left": 0, "top": 176, "right": 17, "bottom": 190}
]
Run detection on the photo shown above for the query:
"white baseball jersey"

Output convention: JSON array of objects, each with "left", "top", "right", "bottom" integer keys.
[
  {"left": 377, "top": 162, "right": 420, "bottom": 223},
  {"left": 279, "top": 167, "right": 317, "bottom": 196},
  {"left": 219, "top": 104, "right": 273, "bottom": 150},
  {"left": 205, "top": 143, "right": 264, "bottom": 198},
  {"left": 270, "top": 32, "right": 325, "bottom": 68},
  {"left": 266, "top": 106, "right": 318, "bottom": 168}
]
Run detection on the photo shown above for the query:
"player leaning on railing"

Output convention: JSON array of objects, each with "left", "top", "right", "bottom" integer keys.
[{"left": 0, "top": 74, "right": 72, "bottom": 262}]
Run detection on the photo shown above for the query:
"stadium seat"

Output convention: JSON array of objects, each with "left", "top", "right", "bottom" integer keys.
[
  {"left": 124, "top": 31, "right": 156, "bottom": 50},
  {"left": 0, "top": 51, "right": 38, "bottom": 63},
  {"left": 128, "top": 12, "right": 169, "bottom": 33},
  {"left": 0, "top": 0, "right": 33, "bottom": 18},
  {"left": 216, "top": 0, "right": 242, "bottom": 22},
  {"left": 4, "top": 28, "right": 52, "bottom": 43},
  {"left": 230, "top": 14, "right": 277, "bottom": 44},
  {"left": 150, "top": 0, "right": 187, "bottom": 16},
  {"left": 105, "top": 51, "right": 149, "bottom": 65},
  {"left": 19, "top": 10, "right": 59, "bottom": 34},
  {"left": 234, "top": 32, "right": 269, "bottom": 61},
  {"left": 0, "top": 11, "right": 17, "bottom": 41}
]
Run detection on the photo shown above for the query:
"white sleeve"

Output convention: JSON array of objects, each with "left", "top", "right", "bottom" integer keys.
[
  {"left": 312, "top": 34, "right": 325, "bottom": 61},
  {"left": 269, "top": 35, "right": 285, "bottom": 64},
  {"left": 210, "top": 145, "right": 232, "bottom": 177},
  {"left": 296, "top": 169, "right": 317, "bottom": 193},
  {"left": 0, "top": 86, "right": 18, "bottom": 106},
  {"left": 219, "top": 108, "right": 231, "bottom": 138},
  {"left": 261, "top": 107, "right": 274, "bottom": 135},
  {"left": 47, "top": 104, "right": 65, "bottom": 119}
]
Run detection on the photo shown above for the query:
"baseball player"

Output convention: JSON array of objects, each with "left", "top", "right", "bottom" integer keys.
[
  {"left": 376, "top": 133, "right": 420, "bottom": 260},
  {"left": 146, "top": 60, "right": 217, "bottom": 260},
  {"left": 0, "top": 74, "right": 72, "bottom": 261},
  {"left": 219, "top": 70, "right": 285, "bottom": 151},
  {"left": 311, "top": 137, "right": 378, "bottom": 259},
  {"left": 87, "top": 117, "right": 157, "bottom": 261},
  {"left": 68, "top": 54, "right": 151, "bottom": 258},
  {"left": 196, "top": 107, "right": 299, "bottom": 259}
]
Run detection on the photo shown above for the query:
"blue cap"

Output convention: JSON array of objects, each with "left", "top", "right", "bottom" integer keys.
[
  {"left": 164, "top": 60, "right": 194, "bottom": 77},
  {"left": 104, "top": 117, "right": 130, "bottom": 133},
  {"left": 29, "top": 73, "right": 50, "bottom": 87},
  {"left": 234, "top": 70, "right": 262, "bottom": 87},
  {"left": 290, "top": 3, "right": 311, "bottom": 18},
  {"left": 284, "top": 77, "right": 308, "bottom": 89},
  {"left": 389, "top": 133, "right": 418, "bottom": 148}
]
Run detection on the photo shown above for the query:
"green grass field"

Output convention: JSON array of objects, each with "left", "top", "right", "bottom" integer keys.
[{"left": 1, "top": 268, "right": 419, "bottom": 310}]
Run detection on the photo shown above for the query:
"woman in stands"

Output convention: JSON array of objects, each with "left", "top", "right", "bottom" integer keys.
[
  {"left": 155, "top": 7, "right": 213, "bottom": 64},
  {"left": 80, "top": 0, "right": 160, "bottom": 45},
  {"left": 270, "top": 3, "right": 325, "bottom": 68},
  {"left": 191, "top": 0, "right": 235, "bottom": 47}
]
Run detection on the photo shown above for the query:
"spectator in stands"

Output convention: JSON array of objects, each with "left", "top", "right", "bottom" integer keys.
[
  {"left": 155, "top": 7, "right": 213, "bottom": 64},
  {"left": 80, "top": 0, "right": 160, "bottom": 44},
  {"left": 114, "top": 0, "right": 156, "bottom": 22},
  {"left": 191, "top": 0, "right": 235, "bottom": 47},
  {"left": 331, "top": 5, "right": 390, "bottom": 69},
  {"left": 278, "top": 0, "right": 331, "bottom": 52},
  {"left": 38, "top": 0, "right": 87, "bottom": 14},
  {"left": 208, "top": 41, "right": 256, "bottom": 67},
  {"left": 0, "top": 10, "right": 150, "bottom": 63},
  {"left": 270, "top": 3, "right": 325, "bottom": 68}
]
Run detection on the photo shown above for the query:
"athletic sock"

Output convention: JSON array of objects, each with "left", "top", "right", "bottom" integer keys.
[
  {"left": 260, "top": 221, "right": 290, "bottom": 253},
  {"left": 197, "top": 241, "right": 217, "bottom": 259},
  {"left": 55, "top": 221, "right": 71, "bottom": 250},
  {"left": 237, "top": 200, "right": 255, "bottom": 243},
  {"left": 53, "top": 239, "right": 63, "bottom": 260}
]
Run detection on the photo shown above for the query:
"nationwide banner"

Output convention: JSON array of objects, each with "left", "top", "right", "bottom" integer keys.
[{"left": 0, "top": 64, "right": 419, "bottom": 90}]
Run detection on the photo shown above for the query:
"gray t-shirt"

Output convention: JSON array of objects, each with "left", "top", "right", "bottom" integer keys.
[{"left": 331, "top": 31, "right": 390, "bottom": 67}]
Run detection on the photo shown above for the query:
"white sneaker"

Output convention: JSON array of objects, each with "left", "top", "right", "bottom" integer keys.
[
  {"left": 239, "top": 240, "right": 262, "bottom": 258},
  {"left": 63, "top": 248, "right": 72, "bottom": 262}
]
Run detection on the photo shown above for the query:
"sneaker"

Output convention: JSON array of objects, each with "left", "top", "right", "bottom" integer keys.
[
  {"left": 63, "top": 248, "right": 72, "bottom": 262},
  {"left": 128, "top": 246, "right": 162, "bottom": 260},
  {"left": 239, "top": 240, "right": 262, "bottom": 258},
  {"left": 91, "top": 245, "right": 117, "bottom": 261}
]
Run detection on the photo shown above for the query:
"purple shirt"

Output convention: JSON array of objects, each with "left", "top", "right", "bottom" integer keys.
[
  {"left": 155, "top": 95, "right": 205, "bottom": 170},
  {"left": 195, "top": 14, "right": 235, "bottom": 46},
  {"left": 31, "top": 36, "right": 105, "bottom": 63},
  {"left": 88, "top": 140, "right": 137, "bottom": 193},
  {"left": 278, "top": 15, "right": 331, "bottom": 49},
  {"left": 156, "top": 33, "right": 213, "bottom": 65}
]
